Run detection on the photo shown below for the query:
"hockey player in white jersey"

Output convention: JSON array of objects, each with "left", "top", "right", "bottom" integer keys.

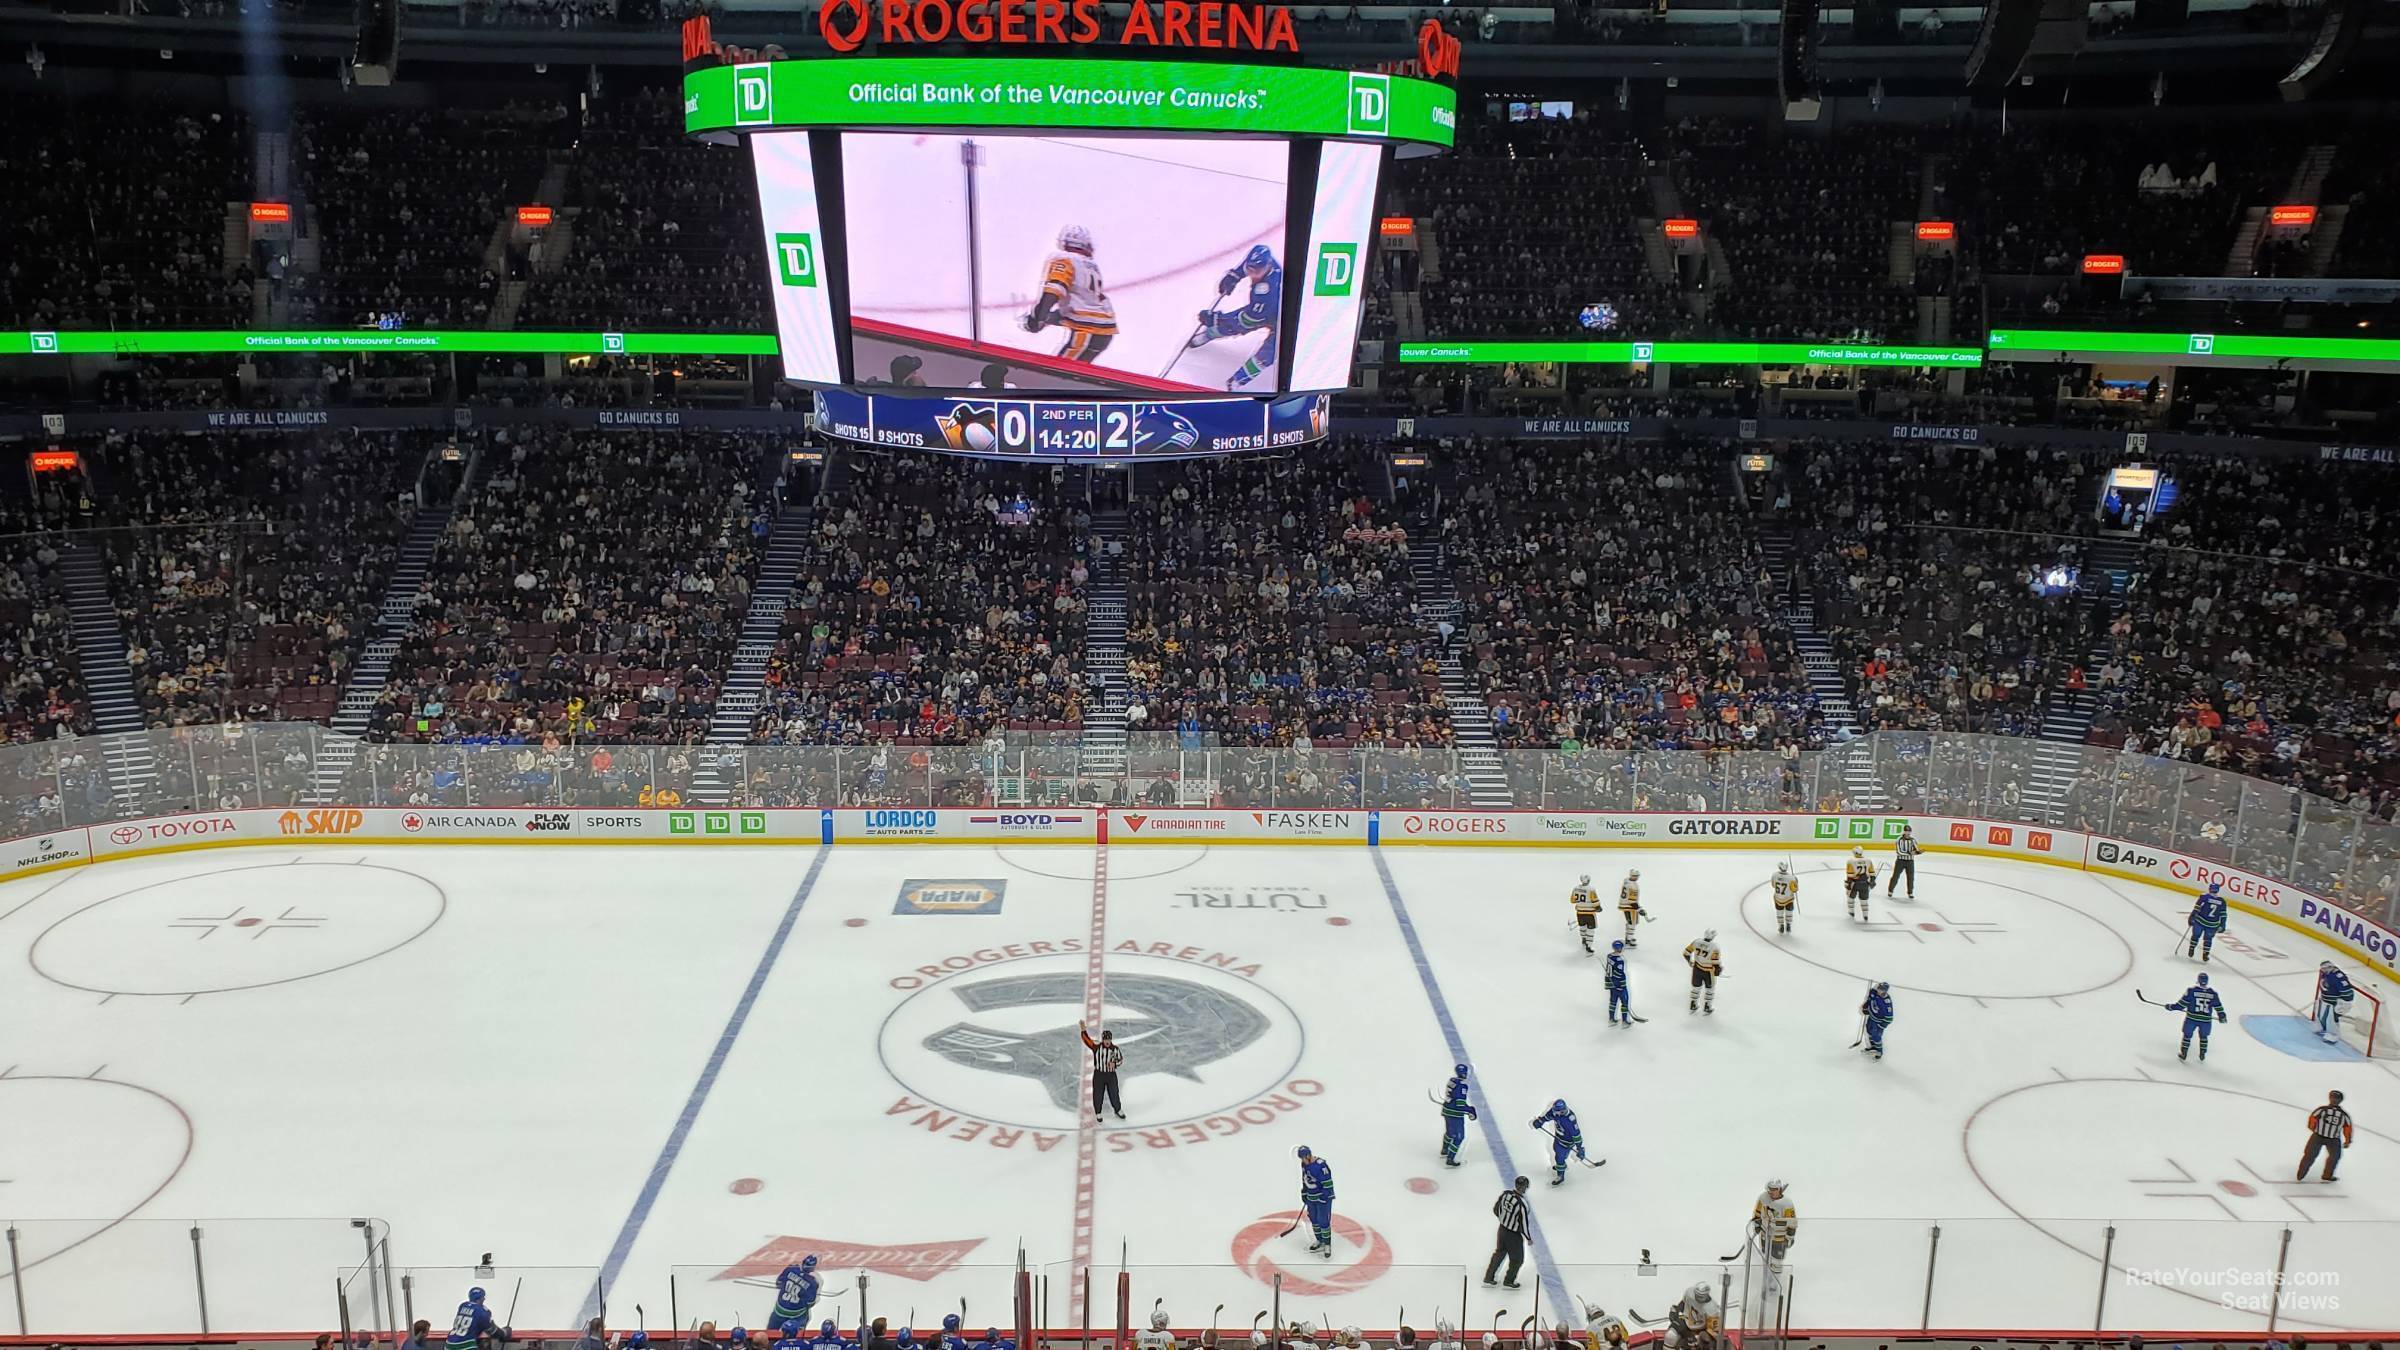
[
  {"left": 1136, "top": 1309, "right": 1176, "bottom": 1350},
  {"left": 1020, "top": 224, "right": 1117, "bottom": 363},
  {"left": 1570, "top": 873, "right": 1603, "bottom": 953},
  {"left": 1578, "top": 1303, "right": 1627, "bottom": 1350},
  {"left": 1684, "top": 929, "right": 1723, "bottom": 1014},
  {"left": 1617, "top": 870, "right": 1648, "bottom": 948},
  {"left": 1428, "top": 1318, "right": 1465, "bottom": 1350},
  {"left": 1770, "top": 860, "right": 1798, "bottom": 935},
  {"left": 1662, "top": 1284, "right": 1718, "bottom": 1350},
  {"left": 1751, "top": 1178, "right": 1797, "bottom": 1268}
]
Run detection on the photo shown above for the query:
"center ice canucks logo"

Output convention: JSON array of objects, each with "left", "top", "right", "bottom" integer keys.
[{"left": 923, "top": 971, "right": 1269, "bottom": 1111}]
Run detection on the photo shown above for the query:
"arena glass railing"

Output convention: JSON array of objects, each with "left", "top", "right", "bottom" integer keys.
[{"left": 1, "top": 726, "right": 2392, "bottom": 934}]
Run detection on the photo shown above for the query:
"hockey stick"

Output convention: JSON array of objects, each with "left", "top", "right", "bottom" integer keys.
[
  {"left": 504, "top": 1279, "right": 525, "bottom": 1335},
  {"left": 1252, "top": 1311, "right": 1268, "bottom": 1347},
  {"left": 1490, "top": 1312, "right": 1508, "bottom": 1342},
  {"left": 637, "top": 1306, "right": 647, "bottom": 1337},
  {"left": 1621, "top": 1313, "right": 1667, "bottom": 1330},
  {"left": 1520, "top": 1317, "right": 1538, "bottom": 1349},
  {"left": 1717, "top": 1228, "right": 1758, "bottom": 1263},
  {"left": 1848, "top": 1013, "right": 1866, "bottom": 1049},
  {"left": 1210, "top": 1304, "right": 1224, "bottom": 1348},
  {"left": 2134, "top": 988, "right": 2175, "bottom": 1008},
  {"left": 1533, "top": 1127, "right": 1606, "bottom": 1168},
  {"left": 1277, "top": 1210, "right": 1305, "bottom": 1238}
]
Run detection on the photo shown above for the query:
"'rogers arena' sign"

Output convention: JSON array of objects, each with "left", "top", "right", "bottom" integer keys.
[{"left": 818, "top": 0, "right": 1301, "bottom": 52}]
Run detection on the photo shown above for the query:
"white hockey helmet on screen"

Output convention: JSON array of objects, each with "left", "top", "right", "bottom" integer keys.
[{"left": 1059, "top": 224, "right": 1095, "bottom": 256}]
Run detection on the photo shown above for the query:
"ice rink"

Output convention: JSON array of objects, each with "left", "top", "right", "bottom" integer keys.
[{"left": 5, "top": 841, "right": 2398, "bottom": 1338}]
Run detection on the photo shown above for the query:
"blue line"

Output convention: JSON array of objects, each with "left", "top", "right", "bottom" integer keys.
[
  {"left": 1368, "top": 848, "right": 1570, "bottom": 1320},
  {"left": 584, "top": 844, "right": 835, "bottom": 1320}
]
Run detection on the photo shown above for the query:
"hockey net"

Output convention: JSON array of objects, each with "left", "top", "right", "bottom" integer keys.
[{"left": 2327, "top": 982, "right": 2396, "bottom": 1059}]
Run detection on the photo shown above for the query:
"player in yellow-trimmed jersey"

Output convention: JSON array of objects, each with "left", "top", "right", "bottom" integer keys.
[
  {"left": 1617, "top": 870, "right": 1648, "bottom": 948},
  {"left": 1577, "top": 1303, "right": 1628, "bottom": 1350},
  {"left": 1570, "top": 873, "right": 1602, "bottom": 953},
  {"left": 1683, "top": 929, "right": 1723, "bottom": 1014},
  {"left": 1019, "top": 224, "right": 1117, "bottom": 363},
  {"left": 1751, "top": 1177, "right": 1798, "bottom": 1272},
  {"left": 1844, "top": 847, "right": 1877, "bottom": 920},
  {"left": 1770, "top": 860, "right": 1799, "bottom": 935},
  {"left": 1662, "top": 1284, "right": 1718, "bottom": 1350}
]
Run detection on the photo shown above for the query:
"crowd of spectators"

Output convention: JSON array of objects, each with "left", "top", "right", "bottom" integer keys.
[
  {"left": 1123, "top": 452, "right": 1446, "bottom": 752},
  {"left": 746, "top": 455, "right": 1087, "bottom": 754},
  {"left": 86, "top": 429, "right": 428, "bottom": 729},
  {"left": 0, "top": 106, "right": 251, "bottom": 330},
  {"left": 0, "top": 469, "right": 95, "bottom": 753},
  {"left": 1668, "top": 119, "right": 1927, "bottom": 344},
  {"left": 371, "top": 428, "right": 766, "bottom": 745},
  {"left": 517, "top": 88, "right": 766, "bottom": 333},
  {"left": 1793, "top": 442, "right": 2111, "bottom": 740},
  {"left": 1434, "top": 440, "right": 1821, "bottom": 753},
  {"left": 295, "top": 103, "right": 568, "bottom": 329}
]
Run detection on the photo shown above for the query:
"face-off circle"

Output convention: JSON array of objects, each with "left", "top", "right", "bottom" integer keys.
[
  {"left": 1228, "top": 1210, "right": 1393, "bottom": 1298},
  {"left": 1964, "top": 1077, "right": 2400, "bottom": 1331},
  {"left": 1742, "top": 869, "right": 2132, "bottom": 998},
  {"left": 0, "top": 1076, "right": 193, "bottom": 1273},
  {"left": 877, "top": 951, "right": 1305, "bottom": 1132},
  {"left": 30, "top": 861, "right": 448, "bottom": 996}
]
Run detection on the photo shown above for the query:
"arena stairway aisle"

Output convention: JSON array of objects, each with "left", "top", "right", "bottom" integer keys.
[
  {"left": 688, "top": 502, "right": 817, "bottom": 806},
  {"left": 1407, "top": 524, "right": 1511, "bottom": 809},
  {"left": 55, "top": 539, "right": 159, "bottom": 802},
  {"left": 1079, "top": 509, "right": 1131, "bottom": 779},
  {"left": 2022, "top": 534, "right": 2142, "bottom": 822},
  {"left": 305, "top": 453, "right": 489, "bottom": 803},
  {"left": 1761, "top": 528, "right": 1881, "bottom": 809}
]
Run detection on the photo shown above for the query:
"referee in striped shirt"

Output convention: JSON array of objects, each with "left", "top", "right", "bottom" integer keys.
[
  {"left": 1080, "top": 1023, "right": 1125, "bottom": 1121},
  {"left": 2299, "top": 1090, "right": 2353, "bottom": 1182},
  {"left": 1889, "top": 825, "right": 1920, "bottom": 899},
  {"left": 1484, "top": 1176, "right": 1531, "bottom": 1289}
]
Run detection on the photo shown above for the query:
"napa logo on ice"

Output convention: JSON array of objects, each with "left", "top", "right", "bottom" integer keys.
[
  {"left": 863, "top": 809, "right": 940, "bottom": 835},
  {"left": 1311, "top": 244, "right": 1358, "bottom": 298},
  {"left": 774, "top": 232, "right": 820, "bottom": 287},
  {"left": 895, "top": 878, "right": 1008, "bottom": 916}
]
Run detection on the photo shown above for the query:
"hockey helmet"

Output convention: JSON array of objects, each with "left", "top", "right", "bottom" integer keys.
[
  {"left": 1060, "top": 225, "right": 1094, "bottom": 256},
  {"left": 2331, "top": 1090, "right": 2345, "bottom": 1104},
  {"left": 631, "top": 1336, "right": 650, "bottom": 1348},
  {"left": 1242, "top": 244, "right": 1276, "bottom": 271},
  {"left": 801, "top": 1255, "right": 819, "bottom": 1272},
  {"left": 469, "top": 1289, "right": 487, "bottom": 1305},
  {"left": 2321, "top": 960, "right": 2336, "bottom": 971},
  {"left": 1688, "top": 1285, "right": 1713, "bottom": 1306},
  {"left": 733, "top": 1329, "right": 750, "bottom": 1344},
  {"left": 1874, "top": 981, "right": 1890, "bottom": 993},
  {"left": 1628, "top": 869, "right": 1640, "bottom": 879},
  {"left": 2196, "top": 972, "right": 2210, "bottom": 985},
  {"left": 1296, "top": 1145, "right": 1313, "bottom": 1158},
  {"left": 1552, "top": 1098, "right": 1569, "bottom": 1112},
  {"left": 1611, "top": 940, "right": 1624, "bottom": 952},
  {"left": 1293, "top": 1321, "right": 1317, "bottom": 1339},
  {"left": 1455, "top": 1062, "right": 1470, "bottom": 1076},
  {"left": 1344, "top": 1329, "right": 1363, "bottom": 1346},
  {"left": 786, "top": 1322, "right": 804, "bottom": 1338},
  {"left": 1152, "top": 1311, "right": 1171, "bottom": 1331},
  {"left": 1852, "top": 846, "right": 1864, "bottom": 857},
  {"left": 2206, "top": 879, "right": 2223, "bottom": 893},
  {"left": 823, "top": 1324, "right": 839, "bottom": 1338},
  {"left": 1776, "top": 859, "right": 1791, "bottom": 874},
  {"left": 1579, "top": 873, "right": 1591, "bottom": 886},
  {"left": 945, "top": 1316, "right": 963, "bottom": 1333},
  {"left": 1766, "top": 1177, "right": 1786, "bottom": 1192},
  {"left": 1703, "top": 929, "right": 1717, "bottom": 942},
  {"left": 1435, "top": 1319, "right": 1457, "bottom": 1340},
  {"left": 1482, "top": 1335, "right": 1499, "bottom": 1350}
]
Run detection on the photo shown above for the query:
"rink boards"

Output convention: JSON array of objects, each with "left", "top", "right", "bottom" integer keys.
[{"left": 5, "top": 806, "right": 2394, "bottom": 981}]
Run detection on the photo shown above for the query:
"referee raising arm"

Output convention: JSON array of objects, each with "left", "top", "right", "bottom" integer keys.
[
  {"left": 2299, "top": 1090, "right": 2353, "bottom": 1182},
  {"left": 1080, "top": 1023, "right": 1125, "bottom": 1122},
  {"left": 1484, "top": 1176, "right": 1530, "bottom": 1289}
]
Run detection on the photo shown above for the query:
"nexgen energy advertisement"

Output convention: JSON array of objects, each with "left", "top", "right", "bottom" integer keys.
[{"left": 750, "top": 132, "right": 843, "bottom": 385}]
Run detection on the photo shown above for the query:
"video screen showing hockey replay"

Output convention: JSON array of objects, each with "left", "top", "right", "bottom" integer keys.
[{"left": 839, "top": 131, "right": 1291, "bottom": 395}]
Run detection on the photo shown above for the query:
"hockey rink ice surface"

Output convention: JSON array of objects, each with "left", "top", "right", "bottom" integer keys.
[{"left": 5, "top": 842, "right": 2399, "bottom": 1336}]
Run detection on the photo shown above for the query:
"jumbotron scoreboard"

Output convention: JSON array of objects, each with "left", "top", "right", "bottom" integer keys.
[{"left": 680, "top": 6, "right": 1456, "bottom": 459}]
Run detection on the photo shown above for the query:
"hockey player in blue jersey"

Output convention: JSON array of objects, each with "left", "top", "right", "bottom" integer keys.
[
  {"left": 2313, "top": 961, "right": 2358, "bottom": 1045},
  {"left": 977, "top": 1330, "right": 1017, "bottom": 1350},
  {"left": 1296, "top": 1144, "right": 1336, "bottom": 1256},
  {"left": 445, "top": 1288, "right": 499, "bottom": 1350},
  {"left": 1438, "top": 1064, "right": 1477, "bottom": 1168},
  {"left": 774, "top": 1322, "right": 810, "bottom": 1350},
  {"left": 1529, "top": 1099, "right": 1588, "bottom": 1186},
  {"left": 935, "top": 1315, "right": 971, "bottom": 1350},
  {"left": 2185, "top": 882, "right": 2229, "bottom": 961},
  {"left": 2168, "top": 972, "right": 2229, "bottom": 1061},
  {"left": 1860, "top": 981, "right": 1894, "bottom": 1060},
  {"left": 1188, "top": 244, "right": 1281, "bottom": 391},
  {"left": 772, "top": 1257, "right": 822, "bottom": 1328},
  {"left": 809, "top": 1321, "right": 853, "bottom": 1350},
  {"left": 1605, "top": 940, "right": 1635, "bottom": 1027}
]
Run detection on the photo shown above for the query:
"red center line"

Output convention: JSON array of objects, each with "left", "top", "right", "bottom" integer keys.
[{"left": 1069, "top": 808, "right": 1111, "bottom": 1323}]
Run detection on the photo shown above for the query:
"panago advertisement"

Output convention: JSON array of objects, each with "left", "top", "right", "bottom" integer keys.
[{"left": 2085, "top": 835, "right": 2400, "bottom": 977}]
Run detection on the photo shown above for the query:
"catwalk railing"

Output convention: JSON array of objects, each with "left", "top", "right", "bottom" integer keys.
[
  {"left": 2, "top": 727, "right": 2393, "bottom": 934},
  {"left": 8, "top": 1220, "right": 2400, "bottom": 1339}
]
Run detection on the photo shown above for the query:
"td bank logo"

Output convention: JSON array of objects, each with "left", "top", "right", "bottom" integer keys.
[
  {"left": 1346, "top": 73, "right": 1389, "bottom": 135},
  {"left": 774, "top": 233, "right": 819, "bottom": 288},
  {"left": 669, "top": 810, "right": 768, "bottom": 836},
  {"left": 733, "top": 64, "right": 773, "bottom": 125},
  {"left": 30, "top": 331, "right": 59, "bottom": 353},
  {"left": 1312, "top": 244, "right": 1359, "bottom": 298}
]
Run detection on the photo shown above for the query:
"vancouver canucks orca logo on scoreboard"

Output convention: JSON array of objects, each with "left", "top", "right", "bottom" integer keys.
[{"left": 878, "top": 947, "right": 1315, "bottom": 1142}]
